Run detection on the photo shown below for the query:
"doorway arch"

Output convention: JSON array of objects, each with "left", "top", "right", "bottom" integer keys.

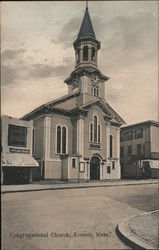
[{"left": 90, "top": 155, "right": 101, "bottom": 180}]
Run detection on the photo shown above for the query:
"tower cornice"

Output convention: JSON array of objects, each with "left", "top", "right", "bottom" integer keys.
[
  {"left": 64, "top": 66, "right": 109, "bottom": 85},
  {"left": 73, "top": 36, "right": 100, "bottom": 51}
]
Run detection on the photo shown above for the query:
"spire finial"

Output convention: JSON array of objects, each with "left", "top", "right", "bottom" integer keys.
[{"left": 86, "top": 0, "right": 88, "bottom": 10}]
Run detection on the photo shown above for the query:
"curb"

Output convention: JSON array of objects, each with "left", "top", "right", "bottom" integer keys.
[
  {"left": 116, "top": 211, "right": 158, "bottom": 250},
  {"left": 1, "top": 180, "right": 159, "bottom": 194}
]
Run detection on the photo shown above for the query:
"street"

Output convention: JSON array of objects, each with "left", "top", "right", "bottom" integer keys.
[{"left": 2, "top": 183, "right": 159, "bottom": 250}]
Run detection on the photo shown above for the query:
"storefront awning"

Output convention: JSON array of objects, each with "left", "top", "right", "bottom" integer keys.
[{"left": 2, "top": 153, "right": 39, "bottom": 167}]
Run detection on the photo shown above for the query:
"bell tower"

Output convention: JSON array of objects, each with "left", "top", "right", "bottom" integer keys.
[
  {"left": 64, "top": 3, "right": 109, "bottom": 105},
  {"left": 73, "top": 4, "right": 100, "bottom": 69}
]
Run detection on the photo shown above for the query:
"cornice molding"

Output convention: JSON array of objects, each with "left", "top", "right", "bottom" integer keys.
[{"left": 64, "top": 67, "right": 109, "bottom": 85}]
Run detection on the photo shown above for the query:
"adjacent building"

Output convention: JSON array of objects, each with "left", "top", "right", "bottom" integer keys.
[
  {"left": 120, "top": 120, "right": 159, "bottom": 179},
  {"left": 22, "top": 6, "right": 125, "bottom": 182},
  {"left": 1, "top": 115, "right": 39, "bottom": 184}
]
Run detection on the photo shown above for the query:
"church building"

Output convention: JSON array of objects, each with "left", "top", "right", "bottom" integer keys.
[{"left": 22, "top": 5, "right": 125, "bottom": 181}]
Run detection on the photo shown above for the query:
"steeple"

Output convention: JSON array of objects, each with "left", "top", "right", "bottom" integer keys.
[
  {"left": 73, "top": 4, "right": 100, "bottom": 69},
  {"left": 64, "top": 3, "right": 109, "bottom": 104},
  {"left": 78, "top": 4, "right": 96, "bottom": 39}
]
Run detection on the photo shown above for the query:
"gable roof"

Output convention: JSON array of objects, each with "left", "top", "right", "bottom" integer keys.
[
  {"left": 22, "top": 91, "right": 125, "bottom": 126},
  {"left": 22, "top": 91, "right": 80, "bottom": 120},
  {"left": 72, "top": 98, "right": 126, "bottom": 125}
]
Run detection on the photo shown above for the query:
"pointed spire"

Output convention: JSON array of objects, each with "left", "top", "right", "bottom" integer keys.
[
  {"left": 78, "top": 3, "right": 96, "bottom": 39},
  {"left": 86, "top": 0, "right": 88, "bottom": 9}
]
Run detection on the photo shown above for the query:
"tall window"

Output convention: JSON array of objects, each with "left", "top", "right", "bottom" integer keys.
[
  {"left": 98, "top": 125, "right": 100, "bottom": 143},
  {"left": 90, "top": 116, "right": 101, "bottom": 143},
  {"left": 83, "top": 46, "right": 88, "bottom": 61},
  {"left": 56, "top": 125, "right": 67, "bottom": 154},
  {"left": 112, "top": 161, "right": 115, "bottom": 170},
  {"left": 57, "top": 126, "right": 61, "bottom": 153},
  {"left": 90, "top": 123, "right": 93, "bottom": 142},
  {"left": 92, "top": 86, "right": 99, "bottom": 97},
  {"left": 62, "top": 127, "right": 66, "bottom": 154},
  {"left": 94, "top": 116, "right": 97, "bottom": 142},
  {"left": 91, "top": 47, "right": 95, "bottom": 61},
  {"left": 110, "top": 135, "right": 113, "bottom": 157}
]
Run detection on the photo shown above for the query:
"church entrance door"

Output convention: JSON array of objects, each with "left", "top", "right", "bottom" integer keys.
[{"left": 90, "top": 156, "right": 100, "bottom": 180}]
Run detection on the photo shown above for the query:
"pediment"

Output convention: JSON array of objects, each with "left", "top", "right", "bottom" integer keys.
[{"left": 80, "top": 99, "right": 125, "bottom": 125}]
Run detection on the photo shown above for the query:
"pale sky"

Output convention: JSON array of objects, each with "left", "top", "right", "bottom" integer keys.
[{"left": 1, "top": 1, "right": 159, "bottom": 125}]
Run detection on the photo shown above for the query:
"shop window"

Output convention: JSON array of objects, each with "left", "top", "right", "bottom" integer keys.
[
  {"left": 128, "top": 145, "right": 132, "bottom": 156},
  {"left": 56, "top": 125, "right": 67, "bottom": 154},
  {"left": 110, "top": 135, "right": 113, "bottom": 157},
  {"left": 107, "top": 166, "right": 111, "bottom": 174},
  {"left": 112, "top": 161, "right": 115, "bottom": 170},
  {"left": 72, "top": 158, "right": 76, "bottom": 168},
  {"left": 8, "top": 125, "right": 27, "bottom": 147},
  {"left": 83, "top": 46, "right": 88, "bottom": 61}
]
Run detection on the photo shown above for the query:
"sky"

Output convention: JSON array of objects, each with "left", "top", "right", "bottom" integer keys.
[{"left": 1, "top": 1, "right": 159, "bottom": 125}]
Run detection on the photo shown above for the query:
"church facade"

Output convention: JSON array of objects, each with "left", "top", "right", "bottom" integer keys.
[{"left": 22, "top": 6, "right": 125, "bottom": 181}]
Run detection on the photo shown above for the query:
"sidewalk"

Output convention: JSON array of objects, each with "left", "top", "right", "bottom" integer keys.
[
  {"left": 1, "top": 179, "right": 159, "bottom": 194},
  {"left": 116, "top": 210, "right": 159, "bottom": 249}
]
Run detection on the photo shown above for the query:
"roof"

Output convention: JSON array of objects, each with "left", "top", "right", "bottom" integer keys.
[
  {"left": 78, "top": 6, "right": 96, "bottom": 39},
  {"left": 77, "top": 98, "right": 126, "bottom": 125},
  {"left": 121, "top": 120, "right": 159, "bottom": 131},
  {"left": 22, "top": 91, "right": 80, "bottom": 120},
  {"left": 22, "top": 92, "right": 125, "bottom": 126}
]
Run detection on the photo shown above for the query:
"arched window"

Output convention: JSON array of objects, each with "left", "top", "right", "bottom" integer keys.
[
  {"left": 94, "top": 88, "right": 96, "bottom": 97},
  {"left": 98, "top": 125, "right": 100, "bottom": 143},
  {"left": 94, "top": 116, "right": 97, "bottom": 142},
  {"left": 90, "top": 123, "right": 93, "bottom": 142},
  {"left": 91, "top": 47, "right": 95, "bottom": 61},
  {"left": 110, "top": 135, "right": 113, "bottom": 157},
  {"left": 83, "top": 46, "right": 88, "bottom": 61},
  {"left": 62, "top": 127, "right": 66, "bottom": 154},
  {"left": 91, "top": 87, "right": 94, "bottom": 95},
  {"left": 56, "top": 125, "right": 67, "bottom": 154},
  {"left": 89, "top": 116, "right": 101, "bottom": 144},
  {"left": 91, "top": 86, "right": 99, "bottom": 97},
  {"left": 96, "top": 88, "right": 99, "bottom": 97},
  {"left": 57, "top": 126, "right": 61, "bottom": 153},
  {"left": 77, "top": 48, "right": 80, "bottom": 64}
]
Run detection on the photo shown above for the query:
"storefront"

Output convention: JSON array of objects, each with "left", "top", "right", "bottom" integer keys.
[{"left": 1, "top": 115, "right": 39, "bottom": 185}]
